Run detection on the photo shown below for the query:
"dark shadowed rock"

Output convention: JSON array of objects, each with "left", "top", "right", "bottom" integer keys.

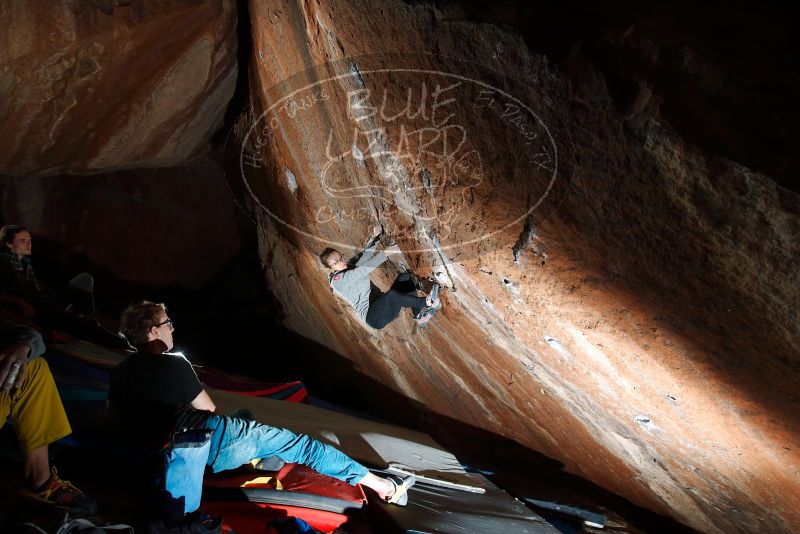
[
  {"left": 0, "top": 153, "right": 242, "bottom": 290},
  {"left": 0, "top": 0, "right": 237, "bottom": 176}
]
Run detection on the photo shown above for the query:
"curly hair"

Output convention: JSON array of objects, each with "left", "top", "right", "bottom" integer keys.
[{"left": 119, "top": 300, "right": 167, "bottom": 346}]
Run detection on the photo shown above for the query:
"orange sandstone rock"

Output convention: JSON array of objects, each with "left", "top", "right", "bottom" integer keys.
[{"left": 237, "top": 1, "right": 800, "bottom": 533}]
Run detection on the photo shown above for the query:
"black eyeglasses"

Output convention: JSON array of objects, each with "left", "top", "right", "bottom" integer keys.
[{"left": 155, "top": 318, "right": 174, "bottom": 330}]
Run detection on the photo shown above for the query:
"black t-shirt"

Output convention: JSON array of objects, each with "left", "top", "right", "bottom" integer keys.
[{"left": 109, "top": 350, "right": 211, "bottom": 450}]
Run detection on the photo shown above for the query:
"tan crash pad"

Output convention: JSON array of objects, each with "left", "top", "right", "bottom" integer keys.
[{"left": 210, "top": 388, "right": 484, "bottom": 493}]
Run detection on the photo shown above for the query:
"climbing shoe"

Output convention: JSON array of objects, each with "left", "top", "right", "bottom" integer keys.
[
  {"left": 23, "top": 467, "right": 97, "bottom": 516},
  {"left": 415, "top": 307, "right": 437, "bottom": 328},
  {"left": 425, "top": 283, "right": 441, "bottom": 309}
]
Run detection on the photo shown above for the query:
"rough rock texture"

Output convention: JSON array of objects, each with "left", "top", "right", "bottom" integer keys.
[
  {"left": 455, "top": 1, "right": 800, "bottom": 196},
  {"left": 0, "top": 153, "right": 242, "bottom": 290},
  {"left": 0, "top": 0, "right": 237, "bottom": 176},
  {"left": 238, "top": 1, "right": 800, "bottom": 533}
]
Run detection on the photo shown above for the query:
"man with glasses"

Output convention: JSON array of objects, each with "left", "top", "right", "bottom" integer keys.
[
  {"left": 320, "top": 226, "right": 441, "bottom": 329},
  {"left": 109, "top": 301, "right": 412, "bottom": 524}
]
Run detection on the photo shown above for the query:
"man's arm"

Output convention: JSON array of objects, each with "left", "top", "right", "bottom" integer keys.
[
  {"left": 356, "top": 249, "right": 388, "bottom": 271},
  {"left": 357, "top": 240, "right": 404, "bottom": 272},
  {"left": 0, "top": 320, "right": 45, "bottom": 360},
  {"left": 190, "top": 389, "right": 216, "bottom": 412},
  {"left": 355, "top": 239, "right": 381, "bottom": 267},
  {"left": 0, "top": 319, "right": 44, "bottom": 391},
  {"left": 354, "top": 225, "right": 385, "bottom": 267},
  {"left": 168, "top": 355, "right": 216, "bottom": 412},
  {"left": 0, "top": 318, "right": 44, "bottom": 359}
]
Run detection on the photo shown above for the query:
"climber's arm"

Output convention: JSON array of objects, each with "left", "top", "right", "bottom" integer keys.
[
  {"left": 358, "top": 243, "right": 403, "bottom": 272},
  {"left": 355, "top": 225, "right": 386, "bottom": 268}
]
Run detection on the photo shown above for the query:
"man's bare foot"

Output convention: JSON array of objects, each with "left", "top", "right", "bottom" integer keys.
[
  {"left": 359, "top": 472, "right": 415, "bottom": 506},
  {"left": 359, "top": 472, "right": 395, "bottom": 500},
  {"left": 385, "top": 475, "right": 415, "bottom": 505}
]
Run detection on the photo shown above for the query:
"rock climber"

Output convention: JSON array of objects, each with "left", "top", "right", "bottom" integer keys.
[{"left": 320, "top": 226, "right": 441, "bottom": 329}]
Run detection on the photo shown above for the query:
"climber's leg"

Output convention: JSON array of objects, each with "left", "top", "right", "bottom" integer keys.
[{"left": 366, "top": 290, "right": 427, "bottom": 329}]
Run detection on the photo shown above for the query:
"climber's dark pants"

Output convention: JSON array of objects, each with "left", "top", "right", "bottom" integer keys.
[{"left": 366, "top": 273, "right": 426, "bottom": 329}]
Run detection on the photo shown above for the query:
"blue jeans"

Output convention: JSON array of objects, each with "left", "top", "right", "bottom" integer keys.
[{"left": 164, "top": 415, "right": 369, "bottom": 514}]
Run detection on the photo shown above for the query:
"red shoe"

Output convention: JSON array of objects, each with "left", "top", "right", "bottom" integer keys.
[{"left": 22, "top": 467, "right": 97, "bottom": 516}]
